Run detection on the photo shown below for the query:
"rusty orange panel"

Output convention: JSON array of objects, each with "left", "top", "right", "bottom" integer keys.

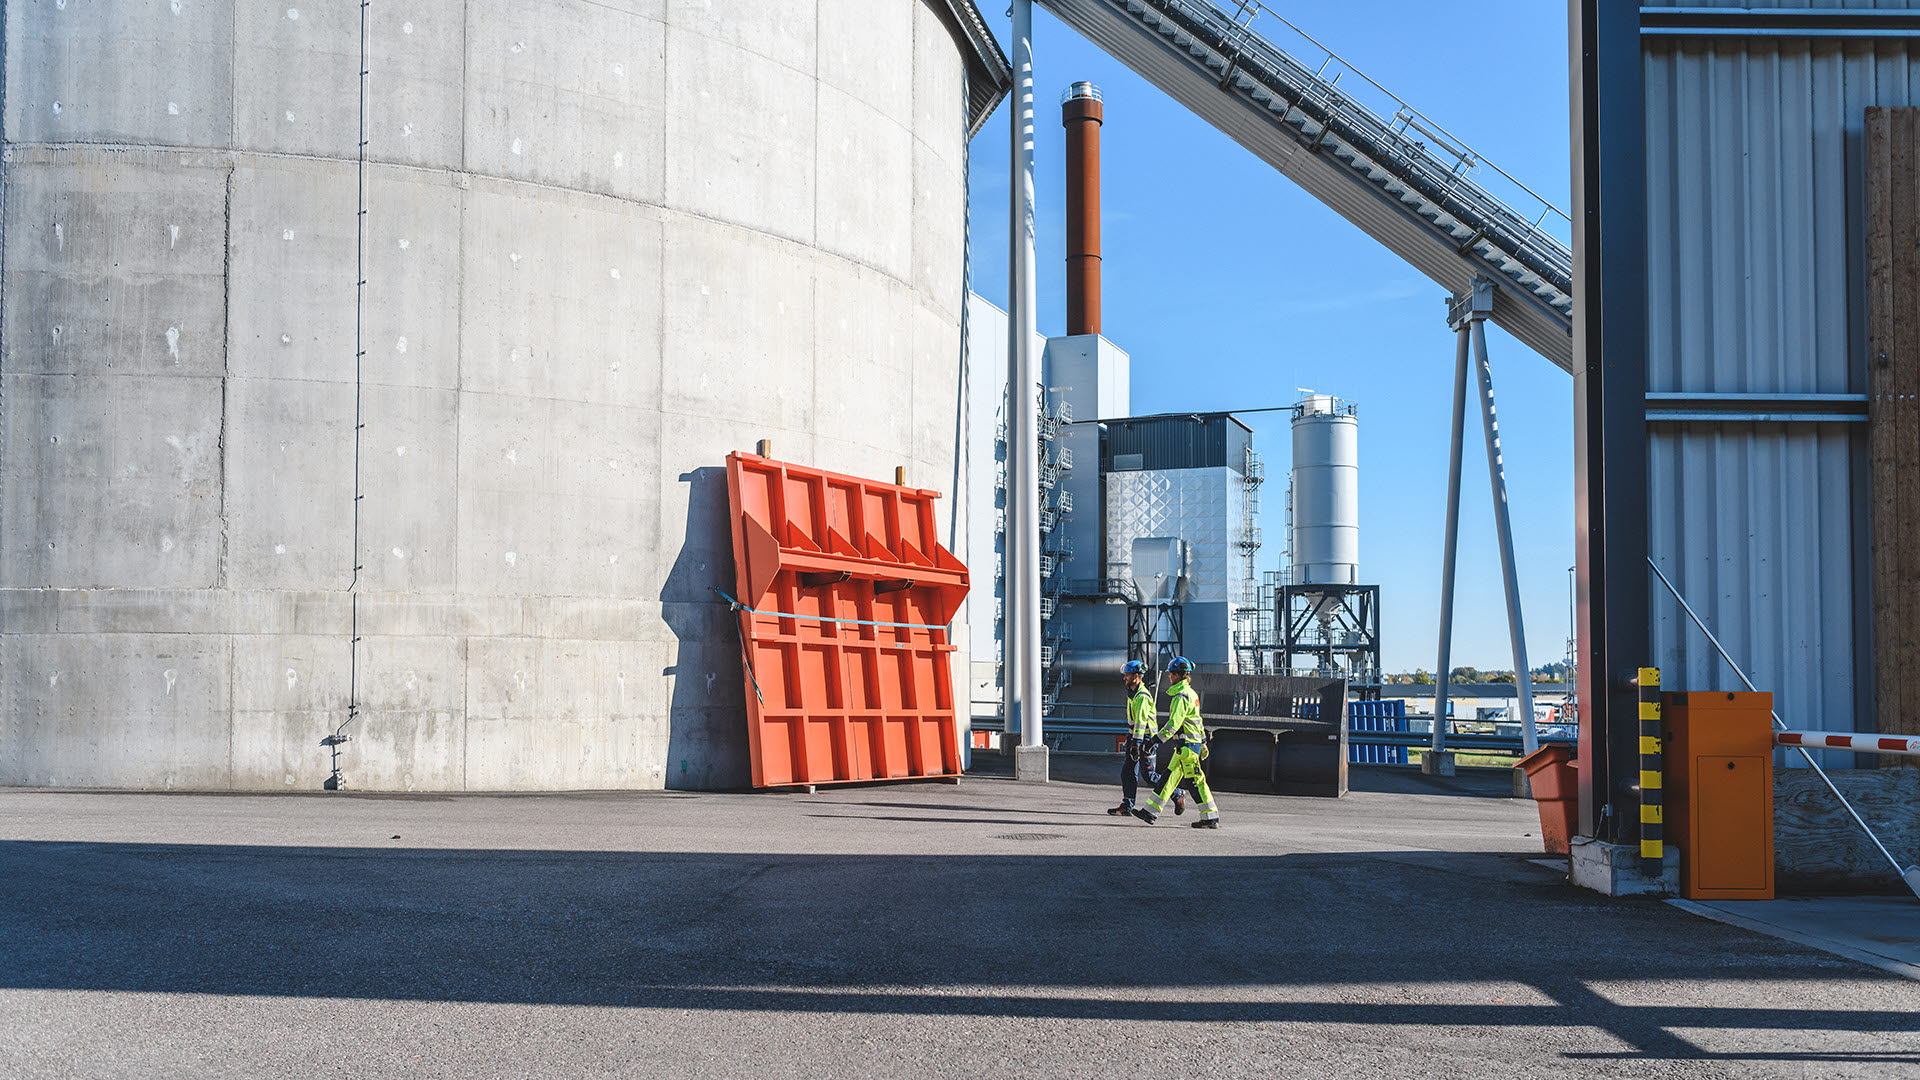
[{"left": 726, "top": 452, "right": 969, "bottom": 788}]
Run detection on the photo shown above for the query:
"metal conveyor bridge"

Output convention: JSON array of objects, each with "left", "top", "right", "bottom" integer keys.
[{"left": 1038, "top": 0, "right": 1576, "bottom": 371}]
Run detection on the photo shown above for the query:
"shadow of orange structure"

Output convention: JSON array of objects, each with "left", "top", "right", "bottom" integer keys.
[{"left": 725, "top": 452, "right": 970, "bottom": 788}]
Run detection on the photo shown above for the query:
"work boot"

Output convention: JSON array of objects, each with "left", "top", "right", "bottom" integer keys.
[
  {"left": 1107, "top": 801, "right": 1132, "bottom": 816},
  {"left": 1191, "top": 819, "right": 1220, "bottom": 830},
  {"left": 1173, "top": 792, "right": 1186, "bottom": 816},
  {"left": 1131, "top": 808, "right": 1157, "bottom": 825}
]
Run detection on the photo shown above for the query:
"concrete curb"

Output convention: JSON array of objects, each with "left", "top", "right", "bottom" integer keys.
[{"left": 1667, "top": 897, "right": 1920, "bottom": 982}]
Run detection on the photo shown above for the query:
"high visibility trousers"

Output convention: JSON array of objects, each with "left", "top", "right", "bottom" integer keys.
[
  {"left": 1119, "top": 739, "right": 1154, "bottom": 805},
  {"left": 1145, "top": 747, "right": 1218, "bottom": 822},
  {"left": 1135, "top": 743, "right": 1195, "bottom": 801}
]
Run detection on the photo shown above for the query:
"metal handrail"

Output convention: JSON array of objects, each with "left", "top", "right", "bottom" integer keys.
[
  {"left": 1291, "top": 397, "right": 1360, "bottom": 421},
  {"left": 1073, "top": 577, "right": 1141, "bottom": 603},
  {"left": 1146, "top": 0, "right": 1571, "bottom": 293},
  {"left": 1227, "top": 1, "right": 1568, "bottom": 226}
]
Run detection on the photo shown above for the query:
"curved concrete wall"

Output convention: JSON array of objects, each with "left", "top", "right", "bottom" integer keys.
[{"left": 1, "top": 0, "right": 976, "bottom": 790}]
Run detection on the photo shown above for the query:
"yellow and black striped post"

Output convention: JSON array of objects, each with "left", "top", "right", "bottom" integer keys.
[{"left": 1638, "top": 667, "right": 1663, "bottom": 862}]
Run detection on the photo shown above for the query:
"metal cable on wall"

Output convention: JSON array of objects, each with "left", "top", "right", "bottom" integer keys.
[
  {"left": 956, "top": 70, "right": 974, "bottom": 759},
  {"left": 956, "top": 70, "right": 971, "bottom": 555},
  {"left": 325, "top": 0, "right": 372, "bottom": 790}
]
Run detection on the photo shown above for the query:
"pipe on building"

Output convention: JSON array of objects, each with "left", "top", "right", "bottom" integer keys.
[
  {"left": 1062, "top": 81, "right": 1103, "bottom": 337},
  {"left": 1060, "top": 647, "right": 1130, "bottom": 683}
]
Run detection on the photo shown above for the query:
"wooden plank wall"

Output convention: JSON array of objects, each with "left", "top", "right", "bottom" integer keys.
[
  {"left": 1866, "top": 107, "right": 1920, "bottom": 764},
  {"left": 1775, "top": 769, "right": 1920, "bottom": 893}
]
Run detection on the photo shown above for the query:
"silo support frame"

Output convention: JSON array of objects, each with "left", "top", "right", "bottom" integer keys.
[
  {"left": 1430, "top": 279, "right": 1540, "bottom": 769},
  {"left": 1278, "top": 584, "right": 1380, "bottom": 695}
]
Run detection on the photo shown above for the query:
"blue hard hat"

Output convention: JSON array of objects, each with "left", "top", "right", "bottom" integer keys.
[
  {"left": 1121, "top": 660, "right": 1146, "bottom": 675},
  {"left": 1166, "top": 656, "right": 1193, "bottom": 674}
]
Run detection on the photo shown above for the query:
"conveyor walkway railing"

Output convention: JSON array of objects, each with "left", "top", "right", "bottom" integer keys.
[{"left": 1038, "top": 0, "right": 1576, "bottom": 369}]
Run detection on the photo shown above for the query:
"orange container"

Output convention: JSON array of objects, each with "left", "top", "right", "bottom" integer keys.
[
  {"left": 1666, "top": 691, "right": 1775, "bottom": 900},
  {"left": 1518, "top": 743, "right": 1579, "bottom": 855},
  {"left": 726, "top": 452, "right": 969, "bottom": 788}
]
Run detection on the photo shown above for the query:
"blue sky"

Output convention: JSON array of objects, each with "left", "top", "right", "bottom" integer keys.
[{"left": 966, "top": 2, "right": 1576, "bottom": 674}]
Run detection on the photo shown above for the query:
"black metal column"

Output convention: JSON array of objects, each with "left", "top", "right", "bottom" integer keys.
[{"left": 1570, "top": 0, "right": 1649, "bottom": 843}]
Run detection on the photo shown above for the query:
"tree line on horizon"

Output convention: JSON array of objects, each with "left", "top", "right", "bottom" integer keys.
[{"left": 1383, "top": 660, "right": 1571, "bottom": 685}]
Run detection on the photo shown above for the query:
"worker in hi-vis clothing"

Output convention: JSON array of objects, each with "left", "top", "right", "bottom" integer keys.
[
  {"left": 1131, "top": 656, "right": 1220, "bottom": 828},
  {"left": 1108, "top": 660, "right": 1167, "bottom": 817}
]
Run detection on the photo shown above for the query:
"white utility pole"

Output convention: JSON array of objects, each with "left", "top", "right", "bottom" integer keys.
[{"left": 1007, "top": 0, "right": 1047, "bottom": 781}]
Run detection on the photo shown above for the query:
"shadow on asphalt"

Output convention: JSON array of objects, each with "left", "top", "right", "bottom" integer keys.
[
  {"left": 798, "top": 801, "right": 1088, "bottom": 816},
  {"left": 802, "top": 814, "right": 1114, "bottom": 827},
  {"left": 6, "top": 838, "right": 1918, "bottom": 1066}
]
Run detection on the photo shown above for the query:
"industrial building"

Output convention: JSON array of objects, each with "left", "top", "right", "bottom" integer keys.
[
  {"left": 962, "top": 79, "right": 1389, "bottom": 751},
  {"left": 0, "top": 0, "right": 1009, "bottom": 791},
  {"left": 1567, "top": 3, "right": 1920, "bottom": 890},
  {"left": 971, "top": 0, "right": 1920, "bottom": 892},
  {"left": 961, "top": 312, "right": 1275, "bottom": 742},
  {"left": 6, "top": 0, "right": 1917, "bottom": 908},
  {"left": 960, "top": 78, "right": 1276, "bottom": 743},
  {"left": 966, "top": 0, "right": 1582, "bottom": 784},
  {"left": 1095, "top": 411, "right": 1263, "bottom": 673}
]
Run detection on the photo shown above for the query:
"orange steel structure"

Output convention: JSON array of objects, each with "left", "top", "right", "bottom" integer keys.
[{"left": 725, "top": 452, "right": 970, "bottom": 788}]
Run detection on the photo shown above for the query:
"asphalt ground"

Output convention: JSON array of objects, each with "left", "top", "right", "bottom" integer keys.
[{"left": 3, "top": 764, "right": 1918, "bottom": 1079}]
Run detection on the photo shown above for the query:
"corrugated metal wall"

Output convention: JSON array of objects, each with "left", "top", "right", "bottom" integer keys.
[
  {"left": 1103, "top": 415, "right": 1252, "bottom": 473},
  {"left": 1643, "top": 28, "right": 1916, "bottom": 746}
]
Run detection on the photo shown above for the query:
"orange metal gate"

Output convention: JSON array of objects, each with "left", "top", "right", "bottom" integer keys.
[{"left": 724, "top": 452, "right": 970, "bottom": 788}]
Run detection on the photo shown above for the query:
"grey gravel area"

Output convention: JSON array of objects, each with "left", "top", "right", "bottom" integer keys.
[{"left": 3, "top": 768, "right": 1917, "bottom": 1079}]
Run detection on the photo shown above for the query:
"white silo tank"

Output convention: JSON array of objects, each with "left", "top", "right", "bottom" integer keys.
[{"left": 1290, "top": 395, "right": 1360, "bottom": 587}]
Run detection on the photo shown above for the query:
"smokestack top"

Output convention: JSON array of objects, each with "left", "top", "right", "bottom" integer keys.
[
  {"left": 1062, "top": 81, "right": 1103, "bottom": 104},
  {"left": 1062, "top": 81, "right": 1103, "bottom": 336}
]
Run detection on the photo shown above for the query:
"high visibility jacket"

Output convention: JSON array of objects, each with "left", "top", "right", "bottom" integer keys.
[
  {"left": 1157, "top": 681, "right": 1205, "bottom": 748},
  {"left": 1125, "top": 686, "right": 1156, "bottom": 739}
]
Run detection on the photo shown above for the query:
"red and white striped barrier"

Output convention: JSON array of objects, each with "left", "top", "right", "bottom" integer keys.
[{"left": 1776, "top": 730, "right": 1920, "bottom": 757}]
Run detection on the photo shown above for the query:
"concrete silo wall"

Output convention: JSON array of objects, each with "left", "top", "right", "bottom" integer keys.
[{"left": 0, "top": 0, "right": 975, "bottom": 790}]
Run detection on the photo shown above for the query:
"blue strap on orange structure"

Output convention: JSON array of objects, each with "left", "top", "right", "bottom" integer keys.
[{"left": 710, "top": 588, "right": 952, "bottom": 632}]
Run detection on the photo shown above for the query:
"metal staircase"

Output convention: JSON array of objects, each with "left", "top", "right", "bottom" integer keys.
[
  {"left": 1037, "top": 0, "right": 1576, "bottom": 370},
  {"left": 1038, "top": 390, "right": 1075, "bottom": 714}
]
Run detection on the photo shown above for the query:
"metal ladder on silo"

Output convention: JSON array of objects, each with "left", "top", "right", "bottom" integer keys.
[{"left": 1035, "top": 0, "right": 1576, "bottom": 370}]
